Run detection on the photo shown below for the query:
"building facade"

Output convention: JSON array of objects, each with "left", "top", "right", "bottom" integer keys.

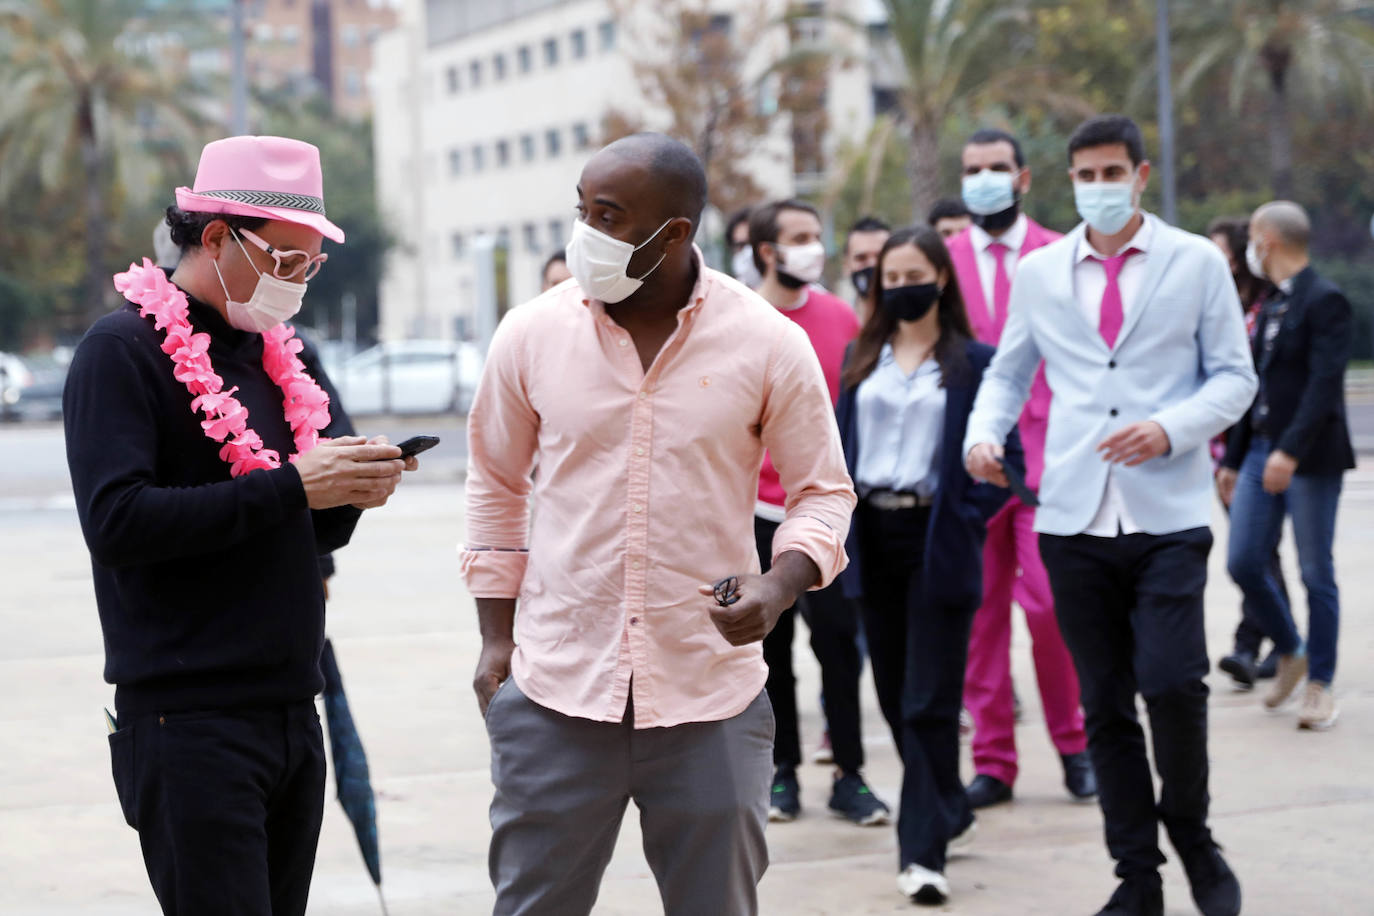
[{"left": 371, "top": 0, "right": 879, "bottom": 342}]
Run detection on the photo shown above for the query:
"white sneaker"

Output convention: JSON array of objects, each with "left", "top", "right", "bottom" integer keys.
[
  {"left": 949, "top": 818, "right": 977, "bottom": 855},
  {"left": 897, "top": 863, "right": 949, "bottom": 905},
  {"left": 1297, "top": 681, "right": 1338, "bottom": 730}
]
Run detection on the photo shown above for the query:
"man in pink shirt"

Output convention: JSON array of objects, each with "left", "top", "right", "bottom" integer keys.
[
  {"left": 747, "top": 199, "right": 890, "bottom": 828},
  {"left": 463, "top": 134, "right": 856, "bottom": 916},
  {"left": 948, "top": 128, "right": 1094, "bottom": 810}
]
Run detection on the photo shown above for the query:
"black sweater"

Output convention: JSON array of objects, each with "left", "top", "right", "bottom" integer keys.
[{"left": 63, "top": 294, "right": 361, "bottom": 716}]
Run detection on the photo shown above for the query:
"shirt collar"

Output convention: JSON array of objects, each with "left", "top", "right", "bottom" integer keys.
[
  {"left": 1076, "top": 212, "right": 1154, "bottom": 264},
  {"left": 970, "top": 212, "right": 1028, "bottom": 254}
]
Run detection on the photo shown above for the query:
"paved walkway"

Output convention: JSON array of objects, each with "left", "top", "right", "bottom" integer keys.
[{"left": 1, "top": 467, "right": 1372, "bottom": 915}]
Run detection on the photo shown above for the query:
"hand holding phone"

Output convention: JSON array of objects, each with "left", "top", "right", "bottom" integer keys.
[{"left": 394, "top": 435, "right": 441, "bottom": 460}]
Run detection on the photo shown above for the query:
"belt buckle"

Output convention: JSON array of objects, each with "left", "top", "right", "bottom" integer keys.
[{"left": 871, "top": 490, "right": 917, "bottom": 510}]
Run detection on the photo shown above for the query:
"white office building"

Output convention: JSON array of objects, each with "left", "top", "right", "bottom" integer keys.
[{"left": 370, "top": 0, "right": 882, "bottom": 342}]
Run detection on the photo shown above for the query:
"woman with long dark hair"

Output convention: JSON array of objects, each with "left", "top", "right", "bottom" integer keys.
[{"left": 837, "top": 226, "right": 1021, "bottom": 906}]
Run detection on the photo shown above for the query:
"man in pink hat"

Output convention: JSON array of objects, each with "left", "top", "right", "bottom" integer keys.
[{"left": 63, "top": 135, "right": 415, "bottom": 916}]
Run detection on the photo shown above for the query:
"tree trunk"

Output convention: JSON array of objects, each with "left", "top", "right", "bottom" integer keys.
[
  {"left": 80, "top": 108, "right": 107, "bottom": 325},
  {"left": 1265, "top": 59, "right": 1294, "bottom": 199},
  {"left": 904, "top": 117, "right": 941, "bottom": 224}
]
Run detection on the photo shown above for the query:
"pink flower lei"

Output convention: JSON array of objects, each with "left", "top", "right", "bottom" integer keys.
[{"left": 113, "top": 258, "right": 331, "bottom": 477}]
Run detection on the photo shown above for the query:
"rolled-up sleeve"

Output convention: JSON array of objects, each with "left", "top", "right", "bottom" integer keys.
[
  {"left": 461, "top": 311, "right": 540, "bottom": 598},
  {"left": 760, "top": 321, "right": 857, "bottom": 589}
]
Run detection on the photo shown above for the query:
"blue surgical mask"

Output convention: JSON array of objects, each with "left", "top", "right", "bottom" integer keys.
[
  {"left": 1073, "top": 180, "right": 1137, "bottom": 235},
  {"left": 962, "top": 170, "right": 1017, "bottom": 216}
]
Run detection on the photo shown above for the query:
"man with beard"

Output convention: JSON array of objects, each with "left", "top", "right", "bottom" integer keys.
[{"left": 946, "top": 128, "right": 1094, "bottom": 813}]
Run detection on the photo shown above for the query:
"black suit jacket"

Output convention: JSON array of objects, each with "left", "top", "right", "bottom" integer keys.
[
  {"left": 835, "top": 338, "right": 1021, "bottom": 610},
  {"left": 1224, "top": 266, "right": 1356, "bottom": 475}
]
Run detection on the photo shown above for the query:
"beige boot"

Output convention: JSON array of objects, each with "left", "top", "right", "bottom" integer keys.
[{"left": 1263, "top": 652, "right": 1307, "bottom": 708}]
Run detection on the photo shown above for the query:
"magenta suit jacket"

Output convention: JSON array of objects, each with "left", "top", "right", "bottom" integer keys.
[{"left": 948, "top": 218, "right": 1061, "bottom": 488}]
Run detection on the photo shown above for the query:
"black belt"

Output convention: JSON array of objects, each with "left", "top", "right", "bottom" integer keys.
[{"left": 864, "top": 489, "right": 934, "bottom": 510}]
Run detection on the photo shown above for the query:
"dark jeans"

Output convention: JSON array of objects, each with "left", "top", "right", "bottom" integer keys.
[
  {"left": 1227, "top": 438, "right": 1345, "bottom": 684},
  {"left": 1039, "top": 529, "right": 1214, "bottom": 879},
  {"left": 757, "top": 516, "right": 864, "bottom": 774},
  {"left": 855, "top": 502, "right": 974, "bottom": 873},
  {"left": 108, "top": 702, "right": 327, "bottom": 915}
]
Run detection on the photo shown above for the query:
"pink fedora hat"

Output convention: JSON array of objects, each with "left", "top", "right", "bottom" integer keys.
[{"left": 175, "top": 135, "right": 345, "bottom": 243}]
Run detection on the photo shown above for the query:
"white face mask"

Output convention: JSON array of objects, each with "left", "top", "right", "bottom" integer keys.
[
  {"left": 730, "top": 245, "right": 761, "bottom": 288},
  {"left": 214, "top": 231, "right": 308, "bottom": 332},
  {"left": 775, "top": 240, "right": 826, "bottom": 284},
  {"left": 961, "top": 169, "right": 1017, "bottom": 216},
  {"left": 1245, "top": 240, "right": 1267, "bottom": 280},
  {"left": 1073, "top": 180, "right": 1137, "bottom": 236},
  {"left": 564, "top": 218, "right": 672, "bottom": 304}
]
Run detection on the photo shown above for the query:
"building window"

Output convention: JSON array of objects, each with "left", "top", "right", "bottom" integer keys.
[
  {"left": 543, "top": 36, "right": 559, "bottom": 67},
  {"left": 448, "top": 148, "right": 462, "bottom": 176},
  {"left": 495, "top": 139, "right": 510, "bottom": 167},
  {"left": 469, "top": 60, "right": 483, "bottom": 88},
  {"left": 523, "top": 223, "right": 540, "bottom": 253},
  {"left": 598, "top": 20, "right": 616, "bottom": 52},
  {"left": 549, "top": 218, "right": 565, "bottom": 249},
  {"left": 571, "top": 122, "right": 591, "bottom": 151},
  {"left": 472, "top": 144, "right": 486, "bottom": 172},
  {"left": 446, "top": 65, "right": 459, "bottom": 94},
  {"left": 281, "top": 25, "right": 300, "bottom": 46},
  {"left": 520, "top": 134, "right": 536, "bottom": 162},
  {"left": 492, "top": 53, "right": 507, "bottom": 80},
  {"left": 570, "top": 28, "right": 587, "bottom": 59},
  {"left": 545, "top": 128, "right": 562, "bottom": 158},
  {"left": 344, "top": 68, "right": 362, "bottom": 96},
  {"left": 341, "top": 24, "right": 361, "bottom": 48},
  {"left": 496, "top": 227, "right": 511, "bottom": 250},
  {"left": 253, "top": 23, "right": 274, "bottom": 42},
  {"left": 517, "top": 45, "right": 532, "bottom": 73},
  {"left": 452, "top": 232, "right": 466, "bottom": 259}
]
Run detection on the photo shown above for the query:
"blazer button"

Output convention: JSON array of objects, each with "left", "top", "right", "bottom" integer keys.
[
  {"left": 1108, "top": 360, "right": 1117, "bottom": 369},
  {"left": 1110, "top": 408, "right": 1119, "bottom": 417}
]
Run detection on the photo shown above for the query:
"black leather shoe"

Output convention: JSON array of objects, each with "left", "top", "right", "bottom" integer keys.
[
  {"left": 1180, "top": 841, "right": 1241, "bottom": 916},
  {"left": 965, "top": 774, "right": 1012, "bottom": 809},
  {"left": 1255, "top": 649, "right": 1278, "bottom": 680},
  {"left": 1094, "top": 874, "right": 1164, "bottom": 916},
  {"left": 1061, "top": 751, "right": 1098, "bottom": 800},
  {"left": 1218, "top": 651, "right": 1257, "bottom": 689}
]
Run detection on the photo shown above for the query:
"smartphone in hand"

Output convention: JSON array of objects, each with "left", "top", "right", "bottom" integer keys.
[{"left": 394, "top": 435, "right": 441, "bottom": 460}]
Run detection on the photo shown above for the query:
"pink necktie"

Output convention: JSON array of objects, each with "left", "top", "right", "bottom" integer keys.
[
  {"left": 988, "top": 242, "right": 1012, "bottom": 335},
  {"left": 1093, "top": 248, "right": 1138, "bottom": 348}
]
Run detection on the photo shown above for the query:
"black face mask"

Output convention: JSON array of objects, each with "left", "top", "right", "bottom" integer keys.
[
  {"left": 972, "top": 198, "right": 1021, "bottom": 234},
  {"left": 776, "top": 269, "right": 808, "bottom": 290},
  {"left": 850, "top": 266, "right": 875, "bottom": 299},
  {"left": 881, "top": 283, "right": 941, "bottom": 323}
]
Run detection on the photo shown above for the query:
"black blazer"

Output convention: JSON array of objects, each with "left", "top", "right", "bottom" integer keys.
[
  {"left": 1224, "top": 266, "right": 1356, "bottom": 475},
  {"left": 836, "top": 338, "right": 1022, "bottom": 610}
]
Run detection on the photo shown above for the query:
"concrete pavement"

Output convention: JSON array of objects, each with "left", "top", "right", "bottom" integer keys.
[{"left": 1, "top": 458, "right": 1372, "bottom": 914}]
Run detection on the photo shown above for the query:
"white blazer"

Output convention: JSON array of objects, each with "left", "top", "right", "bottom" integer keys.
[{"left": 964, "top": 213, "right": 1258, "bottom": 536}]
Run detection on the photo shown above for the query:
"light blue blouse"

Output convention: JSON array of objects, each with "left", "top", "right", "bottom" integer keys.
[{"left": 854, "top": 343, "right": 946, "bottom": 496}]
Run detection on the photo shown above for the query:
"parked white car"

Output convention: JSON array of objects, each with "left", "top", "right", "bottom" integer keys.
[{"left": 334, "top": 340, "right": 483, "bottom": 416}]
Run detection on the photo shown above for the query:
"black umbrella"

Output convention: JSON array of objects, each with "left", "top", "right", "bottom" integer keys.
[{"left": 320, "top": 639, "right": 389, "bottom": 915}]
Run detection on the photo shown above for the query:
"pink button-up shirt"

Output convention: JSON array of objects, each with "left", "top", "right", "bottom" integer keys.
[{"left": 461, "top": 252, "right": 856, "bottom": 728}]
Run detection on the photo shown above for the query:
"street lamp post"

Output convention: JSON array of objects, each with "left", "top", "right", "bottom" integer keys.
[
  {"left": 1156, "top": 0, "right": 1178, "bottom": 225},
  {"left": 230, "top": 0, "right": 248, "bottom": 134}
]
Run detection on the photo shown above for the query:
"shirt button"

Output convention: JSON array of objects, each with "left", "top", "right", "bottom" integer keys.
[
  {"left": 632, "top": 504, "right": 643, "bottom": 513},
  {"left": 635, "top": 447, "right": 645, "bottom": 457},
  {"left": 630, "top": 617, "right": 641, "bottom": 625},
  {"left": 632, "top": 558, "right": 642, "bottom": 570},
  {"left": 638, "top": 391, "right": 648, "bottom": 400}
]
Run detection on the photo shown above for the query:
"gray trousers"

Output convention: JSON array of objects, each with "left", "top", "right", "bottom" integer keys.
[{"left": 486, "top": 679, "right": 774, "bottom": 916}]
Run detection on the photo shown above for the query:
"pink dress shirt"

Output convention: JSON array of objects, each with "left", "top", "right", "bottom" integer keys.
[{"left": 461, "top": 251, "right": 856, "bottom": 729}]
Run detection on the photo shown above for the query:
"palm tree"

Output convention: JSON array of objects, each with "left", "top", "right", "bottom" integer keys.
[
  {"left": 871, "top": 0, "right": 1030, "bottom": 218},
  {"left": 0, "top": 0, "right": 208, "bottom": 323},
  {"left": 1174, "top": 0, "right": 1374, "bottom": 198}
]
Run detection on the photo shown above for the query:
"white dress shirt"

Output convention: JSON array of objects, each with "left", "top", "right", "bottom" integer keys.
[
  {"left": 1072, "top": 216, "right": 1155, "bottom": 537},
  {"left": 855, "top": 345, "right": 946, "bottom": 497},
  {"left": 968, "top": 214, "right": 1029, "bottom": 320}
]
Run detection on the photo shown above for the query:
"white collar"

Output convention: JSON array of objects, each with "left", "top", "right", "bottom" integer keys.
[
  {"left": 970, "top": 213, "right": 1029, "bottom": 254},
  {"left": 1076, "top": 213, "right": 1154, "bottom": 264}
]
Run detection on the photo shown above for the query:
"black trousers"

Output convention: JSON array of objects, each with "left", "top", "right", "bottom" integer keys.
[
  {"left": 108, "top": 701, "right": 327, "bottom": 915},
  {"left": 854, "top": 502, "right": 974, "bottom": 873},
  {"left": 1039, "top": 529, "right": 1214, "bottom": 879},
  {"left": 756, "top": 516, "right": 864, "bottom": 774}
]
